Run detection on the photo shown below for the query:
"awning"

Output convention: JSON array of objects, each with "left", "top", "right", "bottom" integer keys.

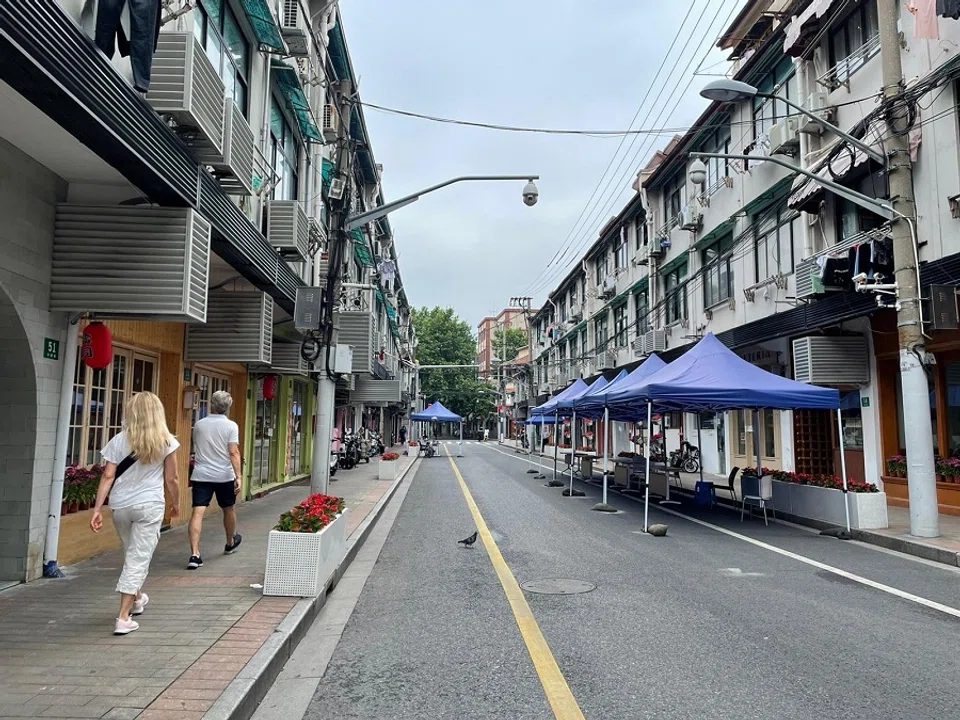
[
  {"left": 788, "top": 120, "right": 886, "bottom": 212},
  {"left": 693, "top": 217, "right": 737, "bottom": 251},
  {"left": 321, "top": 158, "right": 336, "bottom": 194},
  {"left": 351, "top": 228, "right": 375, "bottom": 267},
  {"left": 271, "top": 61, "right": 322, "bottom": 142},
  {"left": 783, "top": 0, "right": 835, "bottom": 57},
  {"left": 240, "top": 0, "right": 286, "bottom": 54},
  {"left": 660, "top": 255, "right": 688, "bottom": 276}
]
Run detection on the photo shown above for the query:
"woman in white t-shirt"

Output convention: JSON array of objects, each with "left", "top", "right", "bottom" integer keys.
[{"left": 90, "top": 392, "right": 181, "bottom": 636}]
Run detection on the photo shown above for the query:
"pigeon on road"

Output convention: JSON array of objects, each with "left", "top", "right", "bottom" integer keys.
[{"left": 458, "top": 531, "right": 478, "bottom": 548}]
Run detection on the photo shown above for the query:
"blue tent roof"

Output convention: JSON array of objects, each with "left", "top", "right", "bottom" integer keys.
[
  {"left": 574, "top": 355, "right": 666, "bottom": 419},
  {"left": 557, "top": 375, "right": 608, "bottom": 410},
  {"left": 531, "top": 378, "right": 589, "bottom": 417},
  {"left": 525, "top": 415, "right": 556, "bottom": 425},
  {"left": 411, "top": 401, "right": 463, "bottom": 423},
  {"left": 606, "top": 333, "right": 840, "bottom": 414}
]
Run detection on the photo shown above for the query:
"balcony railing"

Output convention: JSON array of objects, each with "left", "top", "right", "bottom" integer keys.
[{"left": 817, "top": 34, "right": 881, "bottom": 91}]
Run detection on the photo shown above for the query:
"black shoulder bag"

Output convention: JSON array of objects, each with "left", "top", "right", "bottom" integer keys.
[{"left": 115, "top": 454, "right": 137, "bottom": 479}]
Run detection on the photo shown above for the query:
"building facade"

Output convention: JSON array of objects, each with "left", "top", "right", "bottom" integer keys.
[
  {"left": 0, "top": 0, "right": 414, "bottom": 582},
  {"left": 477, "top": 308, "right": 531, "bottom": 378},
  {"left": 530, "top": 0, "right": 960, "bottom": 518}
]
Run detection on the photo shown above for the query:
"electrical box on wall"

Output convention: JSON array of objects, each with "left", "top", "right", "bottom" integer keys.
[
  {"left": 928, "top": 284, "right": 959, "bottom": 331},
  {"left": 334, "top": 344, "right": 353, "bottom": 374}
]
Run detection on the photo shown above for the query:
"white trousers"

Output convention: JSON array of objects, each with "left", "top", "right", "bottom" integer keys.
[{"left": 111, "top": 502, "right": 164, "bottom": 595}]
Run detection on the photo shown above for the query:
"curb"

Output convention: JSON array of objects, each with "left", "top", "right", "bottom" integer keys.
[{"left": 205, "top": 457, "right": 420, "bottom": 720}]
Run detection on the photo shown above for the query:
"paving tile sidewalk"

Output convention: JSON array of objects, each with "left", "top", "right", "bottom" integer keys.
[{"left": 0, "top": 454, "right": 415, "bottom": 720}]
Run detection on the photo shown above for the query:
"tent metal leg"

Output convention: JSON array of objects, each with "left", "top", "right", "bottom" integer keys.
[
  {"left": 644, "top": 401, "right": 652, "bottom": 532},
  {"left": 837, "top": 407, "right": 852, "bottom": 534}
]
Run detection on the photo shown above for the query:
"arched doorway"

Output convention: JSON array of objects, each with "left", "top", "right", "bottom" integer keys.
[{"left": 0, "top": 281, "right": 37, "bottom": 583}]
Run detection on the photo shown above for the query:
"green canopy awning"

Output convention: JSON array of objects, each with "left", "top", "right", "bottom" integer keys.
[
  {"left": 742, "top": 174, "right": 796, "bottom": 216},
  {"left": 271, "top": 61, "right": 322, "bottom": 142},
  {"left": 660, "top": 255, "right": 688, "bottom": 276},
  {"left": 321, "top": 158, "right": 335, "bottom": 194},
  {"left": 693, "top": 217, "right": 738, "bottom": 251},
  {"left": 351, "top": 228, "right": 374, "bottom": 267},
  {"left": 629, "top": 277, "right": 650, "bottom": 295},
  {"left": 240, "top": 0, "right": 286, "bottom": 54}
]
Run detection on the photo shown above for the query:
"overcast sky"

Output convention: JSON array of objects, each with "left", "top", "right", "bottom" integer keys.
[{"left": 339, "top": 0, "right": 743, "bottom": 330}]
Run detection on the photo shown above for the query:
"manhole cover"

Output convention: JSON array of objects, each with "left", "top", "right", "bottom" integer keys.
[{"left": 520, "top": 579, "right": 597, "bottom": 595}]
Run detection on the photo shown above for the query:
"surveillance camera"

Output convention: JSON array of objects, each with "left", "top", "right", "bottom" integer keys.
[{"left": 522, "top": 180, "right": 539, "bottom": 207}]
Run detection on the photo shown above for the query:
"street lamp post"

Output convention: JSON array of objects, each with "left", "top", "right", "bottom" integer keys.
[{"left": 311, "top": 175, "right": 540, "bottom": 495}]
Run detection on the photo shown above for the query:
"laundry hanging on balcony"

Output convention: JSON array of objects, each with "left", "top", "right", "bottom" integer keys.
[
  {"left": 938, "top": 0, "right": 960, "bottom": 20},
  {"left": 783, "top": 0, "right": 836, "bottom": 57},
  {"left": 908, "top": 0, "right": 940, "bottom": 39},
  {"left": 81, "top": 0, "right": 162, "bottom": 92}
]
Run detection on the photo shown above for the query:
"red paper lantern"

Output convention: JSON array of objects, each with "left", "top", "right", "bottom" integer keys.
[
  {"left": 263, "top": 375, "right": 278, "bottom": 400},
  {"left": 81, "top": 322, "right": 113, "bottom": 369}
]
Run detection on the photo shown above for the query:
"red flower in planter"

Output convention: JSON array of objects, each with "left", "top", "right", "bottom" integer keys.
[
  {"left": 275, "top": 493, "right": 346, "bottom": 533},
  {"left": 381, "top": 452, "right": 400, "bottom": 462}
]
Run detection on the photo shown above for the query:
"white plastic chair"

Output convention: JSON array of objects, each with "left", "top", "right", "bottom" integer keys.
[{"left": 740, "top": 474, "right": 774, "bottom": 525}]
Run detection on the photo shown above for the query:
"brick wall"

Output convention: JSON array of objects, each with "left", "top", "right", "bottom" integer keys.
[{"left": 0, "top": 138, "right": 69, "bottom": 581}]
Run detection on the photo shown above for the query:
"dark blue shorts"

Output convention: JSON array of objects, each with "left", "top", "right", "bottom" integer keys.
[{"left": 191, "top": 481, "right": 237, "bottom": 508}]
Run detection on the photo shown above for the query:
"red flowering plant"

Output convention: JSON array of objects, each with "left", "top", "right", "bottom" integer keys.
[
  {"left": 381, "top": 452, "right": 400, "bottom": 462},
  {"left": 745, "top": 467, "right": 878, "bottom": 493},
  {"left": 275, "top": 493, "right": 345, "bottom": 533},
  {"left": 64, "top": 464, "right": 103, "bottom": 510}
]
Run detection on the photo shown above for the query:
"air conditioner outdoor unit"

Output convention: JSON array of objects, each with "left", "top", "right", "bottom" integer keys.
[
  {"left": 280, "top": 0, "right": 309, "bottom": 56},
  {"left": 328, "top": 177, "right": 345, "bottom": 200},
  {"left": 680, "top": 203, "right": 702, "bottom": 231},
  {"left": 198, "top": 101, "right": 255, "bottom": 196},
  {"left": 644, "top": 329, "right": 666, "bottom": 354},
  {"left": 570, "top": 304, "right": 582, "bottom": 321},
  {"left": 322, "top": 104, "right": 340, "bottom": 143},
  {"left": 147, "top": 32, "right": 225, "bottom": 158},
  {"left": 792, "top": 335, "right": 869, "bottom": 385},
  {"left": 798, "top": 92, "right": 835, "bottom": 135},
  {"left": 266, "top": 200, "right": 310, "bottom": 262},
  {"left": 601, "top": 276, "right": 616, "bottom": 298},
  {"left": 769, "top": 117, "right": 801, "bottom": 155},
  {"left": 633, "top": 336, "right": 645, "bottom": 357}
]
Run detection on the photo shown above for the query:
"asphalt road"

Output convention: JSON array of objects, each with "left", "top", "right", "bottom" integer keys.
[{"left": 303, "top": 442, "right": 960, "bottom": 720}]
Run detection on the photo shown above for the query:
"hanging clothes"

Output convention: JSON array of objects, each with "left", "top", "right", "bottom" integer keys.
[
  {"left": 938, "top": 0, "right": 960, "bottom": 19},
  {"left": 82, "top": 0, "right": 162, "bottom": 93},
  {"left": 910, "top": 0, "right": 941, "bottom": 38}
]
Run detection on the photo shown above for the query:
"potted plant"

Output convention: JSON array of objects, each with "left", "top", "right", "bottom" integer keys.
[
  {"left": 379, "top": 451, "right": 400, "bottom": 481},
  {"left": 886, "top": 455, "right": 906, "bottom": 478},
  {"left": 264, "top": 493, "right": 348, "bottom": 597}
]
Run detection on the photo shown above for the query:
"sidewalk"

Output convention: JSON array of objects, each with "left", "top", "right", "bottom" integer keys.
[{"left": 0, "top": 453, "right": 417, "bottom": 720}]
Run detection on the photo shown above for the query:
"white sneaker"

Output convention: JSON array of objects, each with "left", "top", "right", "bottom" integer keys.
[
  {"left": 131, "top": 593, "right": 149, "bottom": 616},
  {"left": 114, "top": 617, "right": 139, "bottom": 635}
]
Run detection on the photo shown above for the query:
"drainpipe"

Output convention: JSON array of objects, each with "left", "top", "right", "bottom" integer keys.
[
  {"left": 797, "top": 57, "right": 814, "bottom": 259},
  {"left": 42, "top": 315, "right": 81, "bottom": 578}
]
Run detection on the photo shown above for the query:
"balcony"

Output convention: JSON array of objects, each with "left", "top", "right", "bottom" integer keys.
[{"left": 817, "top": 35, "right": 881, "bottom": 92}]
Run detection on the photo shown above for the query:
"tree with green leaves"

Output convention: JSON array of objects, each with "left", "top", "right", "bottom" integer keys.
[
  {"left": 492, "top": 326, "right": 527, "bottom": 364},
  {"left": 411, "top": 307, "right": 494, "bottom": 422}
]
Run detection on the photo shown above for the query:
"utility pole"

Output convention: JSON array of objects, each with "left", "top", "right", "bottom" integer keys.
[
  {"left": 510, "top": 295, "right": 536, "bottom": 411},
  {"left": 310, "top": 77, "right": 355, "bottom": 496},
  {"left": 878, "top": 0, "right": 938, "bottom": 537}
]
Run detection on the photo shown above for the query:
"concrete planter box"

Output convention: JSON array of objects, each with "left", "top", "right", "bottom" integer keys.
[
  {"left": 378, "top": 460, "right": 399, "bottom": 481},
  {"left": 263, "top": 510, "right": 349, "bottom": 597},
  {"left": 770, "top": 480, "right": 888, "bottom": 530}
]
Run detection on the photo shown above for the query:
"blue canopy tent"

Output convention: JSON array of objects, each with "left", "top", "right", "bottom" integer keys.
[
  {"left": 553, "top": 376, "right": 610, "bottom": 497},
  {"left": 605, "top": 334, "right": 844, "bottom": 531},
  {"left": 530, "top": 378, "right": 589, "bottom": 480},
  {"left": 411, "top": 401, "right": 464, "bottom": 457},
  {"left": 569, "top": 357, "right": 665, "bottom": 507}
]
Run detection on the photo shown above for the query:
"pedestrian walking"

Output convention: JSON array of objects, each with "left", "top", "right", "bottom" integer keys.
[
  {"left": 399, "top": 424, "right": 407, "bottom": 445},
  {"left": 187, "top": 390, "right": 243, "bottom": 569},
  {"left": 90, "top": 391, "right": 180, "bottom": 636}
]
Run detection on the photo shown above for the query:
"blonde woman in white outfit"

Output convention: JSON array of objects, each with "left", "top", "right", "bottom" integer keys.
[{"left": 90, "top": 392, "right": 181, "bottom": 636}]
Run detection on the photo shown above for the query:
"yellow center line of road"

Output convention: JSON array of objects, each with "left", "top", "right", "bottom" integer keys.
[{"left": 444, "top": 448, "right": 586, "bottom": 720}]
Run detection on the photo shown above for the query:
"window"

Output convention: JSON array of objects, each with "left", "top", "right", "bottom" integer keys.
[
  {"left": 702, "top": 234, "right": 735, "bottom": 308},
  {"left": 569, "top": 331, "right": 578, "bottom": 366},
  {"left": 663, "top": 174, "right": 685, "bottom": 228},
  {"left": 614, "top": 230, "right": 628, "bottom": 270},
  {"left": 613, "top": 305, "right": 628, "bottom": 348},
  {"left": 595, "top": 251, "right": 609, "bottom": 286},
  {"left": 634, "top": 288, "right": 651, "bottom": 335},
  {"left": 635, "top": 214, "right": 647, "bottom": 250},
  {"left": 270, "top": 99, "right": 300, "bottom": 200},
  {"left": 699, "top": 122, "right": 731, "bottom": 193},
  {"left": 559, "top": 297, "right": 568, "bottom": 323},
  {"left": 68, "top": 345, "right": 158, "bottom": 467},
  {"left": 594, "top": 312, "right": 609, "bottom": 350},
  {"left": 194, "top": 0, "right": 250, "bottom": 115},
  {"left": 663, "top": 264, "right": 687, "bottom": 325},
  {"left": 253, "top": 376, "right": 278, "bottom": 488},
  {"left": 751, "top": 57, "right": 797, "bottom": 139},
  {"left": 753, "top": 204, "right": 799, "bottom": 282},
  {"left": 828, "top": 0, "right": 880, "bottom": 84},
  {"left": 191, "top": 369, "right": 232, "bottom": 427},
  {"left": 287, "top": 381, "right": 309, "bottom": 476},
  {"left": 569, "top": 284, "right": 578, "bottom": 312}
]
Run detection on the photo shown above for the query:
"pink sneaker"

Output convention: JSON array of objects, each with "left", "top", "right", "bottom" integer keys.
[
  {"left": 114, "top": 617, "right": 139, "bottom": 635},
  {"left": 132, "top": 593, "right": 149, "bottom": 616}
]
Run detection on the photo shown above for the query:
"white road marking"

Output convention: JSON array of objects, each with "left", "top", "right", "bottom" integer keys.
[
  {"left": 487, "top": 441, "right": 960, "bottom": 619},
  {"left": 720, "top": 568, "right": 764, "bottom": 577}
]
